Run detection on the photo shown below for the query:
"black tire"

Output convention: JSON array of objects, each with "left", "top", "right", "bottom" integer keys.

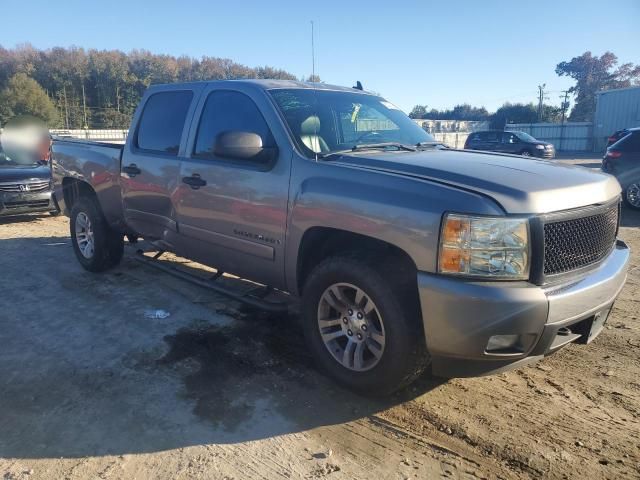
[
  {"left": 520, "top": 149, "right": 532, "bottom": 157},
  {"left": 623, "top": 183, "right": 640, "bottom": 210},
  {"left": 301, "top": 255, "right": 428, "bottom": 396},
  {"left": 70, "top": 196, "right": 124, "bottom": 272}
]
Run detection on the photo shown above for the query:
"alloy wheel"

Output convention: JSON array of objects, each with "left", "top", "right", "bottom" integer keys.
[
  {"left": 317, "top": 283, "right": 386, "bottom": 372},
  {"left": 627, "top": 183, "right": 640, "bottom": 208},
  {"left": 75, "top": 211, "right": 95, "bottom": 259}
]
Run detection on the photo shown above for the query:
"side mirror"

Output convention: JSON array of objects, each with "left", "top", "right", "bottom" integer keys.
[{"left": 213, "top": 131, "right": 277, "bottom": 163}]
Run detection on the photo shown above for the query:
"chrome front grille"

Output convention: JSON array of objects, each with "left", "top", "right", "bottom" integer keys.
[
  {"left": 543, "top": 202, "right": 619, "bottom": 276},
  {"left": 0, "top": 180, "right": 51, "bottom": 193}
]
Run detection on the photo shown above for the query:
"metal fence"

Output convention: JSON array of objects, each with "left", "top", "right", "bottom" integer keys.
[
  {"left": 47, "top": 124, "right": 592, "bottom": 152},
  {"left": 505, "top": 122, "right": 593, "bottom": 152},
  {"left": 50, "top": 129, "right": 129, "bottom": 144},
  {"left": 414, "top": 119, "right": 490, "bottom": 133},
  {"left": 431, "top": 132, "right": 471, "bottom": 149}
]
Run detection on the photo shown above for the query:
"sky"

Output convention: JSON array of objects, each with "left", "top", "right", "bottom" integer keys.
[{"left": 1, "top": 0, "right": 639, "bottom": 113}]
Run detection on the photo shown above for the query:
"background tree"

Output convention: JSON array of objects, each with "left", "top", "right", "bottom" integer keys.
[
  {"left": 0, "top": 44, "right": 298, "bottom": 128},
  {"left": 0, "top": 73, "right": 60, "bottom": 126},
  {"left": 409, "top": 104, "right": 489, "bottom": 121},
  {"left": 555, "top": 51, "right": 640, "bottom": 121},
  {"left": 409, "top": 105, "right": 428, "bottom": 119},
  {"left": 489, "top": 103, "right": 537, "bottom": 129}
]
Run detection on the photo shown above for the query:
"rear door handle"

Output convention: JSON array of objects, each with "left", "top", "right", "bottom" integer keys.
[
  {"left": 123, "top": 164, "right": 141, "bottom": 176},
  {"left": 182, "top": 174, "right": 207, "bottom": 189}
]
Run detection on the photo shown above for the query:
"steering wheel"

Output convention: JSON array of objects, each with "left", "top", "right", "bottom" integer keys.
[{"left": 355, "top": 131, "right": 382, "bottom": 143}]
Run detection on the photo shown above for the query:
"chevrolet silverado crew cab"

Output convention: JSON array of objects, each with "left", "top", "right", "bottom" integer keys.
[{"left": 52, "top": 80, "right": 629, "bottom": 395}]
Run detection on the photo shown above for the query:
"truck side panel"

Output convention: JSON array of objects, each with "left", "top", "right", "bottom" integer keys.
[{"left": 52, "top": 140, "right": 123, "bottom": 225}]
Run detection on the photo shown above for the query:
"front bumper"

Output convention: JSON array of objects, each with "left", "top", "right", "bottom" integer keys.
[
  {"left": 418, "top": 240, "right": 630, "bottom": 377},
  {"left": 534, "top": 147, "right": 555, "bottom": 159},
  {"left": 0, "top": 190, "right": 56, "bottom": 217}
]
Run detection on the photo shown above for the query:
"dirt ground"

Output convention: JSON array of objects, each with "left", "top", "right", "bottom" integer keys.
[{"left": 1, "top": 157, "right": 639, "bottom": 480}]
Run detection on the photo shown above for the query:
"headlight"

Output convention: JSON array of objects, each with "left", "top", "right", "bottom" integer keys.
[
  {"left": 535, "top": 144, "right": 545, "bottom": 150},
  {"left": 438, "top": 214, "right": 530, "bottom": 280}
]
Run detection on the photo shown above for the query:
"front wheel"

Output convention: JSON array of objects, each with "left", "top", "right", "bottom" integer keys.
[
  {"left": 625, "top": 183, "right": 640, "bottom": 210},
  {"left": 70, "top": 197, "right": 124, "bottom": 272},
  {"left": 302, "top": 255, "right": 428, "bottom": 395},
  {"left": 520, "top": 149, "right": 532, "bottom": 157}
]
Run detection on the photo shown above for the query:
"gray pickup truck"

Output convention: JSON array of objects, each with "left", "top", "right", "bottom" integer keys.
[{"left": 52, "top": 80, "right": 630, "bottom": 395}]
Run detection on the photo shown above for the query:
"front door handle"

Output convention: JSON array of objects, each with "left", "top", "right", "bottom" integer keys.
[
  {"left": 182, "top": 174, "right": 207, "bottom": 189},
  {"left": 123, "top": 164, "right": 141, "bottom": 176}
]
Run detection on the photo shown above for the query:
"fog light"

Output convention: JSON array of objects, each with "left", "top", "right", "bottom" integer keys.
[{"left": 486, "top": 334, "right": 536, "bottom": 354}]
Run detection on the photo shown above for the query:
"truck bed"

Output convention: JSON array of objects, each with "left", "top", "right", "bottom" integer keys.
[{"left": 51, "top": 138, "right": 124, "bottom": 224}]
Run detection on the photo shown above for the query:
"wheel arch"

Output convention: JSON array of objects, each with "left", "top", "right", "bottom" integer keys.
[
  {"left": 62, "top": 177, "right": 98, "bottom": 214},
  {"left": 295, "top": 227, "right": 418, "bottom": 296}
]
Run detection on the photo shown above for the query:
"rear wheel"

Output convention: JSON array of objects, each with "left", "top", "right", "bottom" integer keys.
[
  {"left": 302, "top": 255, "right": 428, "bottom": 395},
  {"left": 70, "top": 197, "right": 123, "bottom": 272},
  {"left": 625, "top": 183, "right": 640, "bottom": 210}
]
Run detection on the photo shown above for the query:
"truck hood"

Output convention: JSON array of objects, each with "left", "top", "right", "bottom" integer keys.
[
  {"left": 0, "top": 163, "right": 51, "bottom": 183},
  {"left": 331, "top": 149, "right": 620, "bottom": 214}
]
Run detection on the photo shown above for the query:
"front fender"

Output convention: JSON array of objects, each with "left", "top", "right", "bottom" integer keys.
[{"left": 284, "top": 160, "right": 504, "bottom": 294}]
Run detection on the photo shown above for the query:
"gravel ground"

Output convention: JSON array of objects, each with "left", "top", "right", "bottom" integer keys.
[{"left": 1, "top": 157, "right": 638, "bottom": 479}]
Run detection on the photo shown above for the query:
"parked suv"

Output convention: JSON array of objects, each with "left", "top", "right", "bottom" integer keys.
[
  {"left": 0, "top": 142, "right": 57, "bottom": 218},
  {"left": 602, "top": 127, "right": 640, "bottom": 209},
  {"left": 465, "top": 130, "right": 555, "bottom": 159},
  {"left": 606, "top": 128, "right": 630, "bottom": 148}
]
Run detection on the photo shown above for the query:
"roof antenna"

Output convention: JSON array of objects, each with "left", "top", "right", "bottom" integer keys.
[
  {"left": 353, "top": 81, "right": 363, "bottom": 90},
  {"left": 311, "top": 21, "right": 316, "bottom": 82},
  {"left": 310, "top": 20, "right": 320, "bottom": 162}
]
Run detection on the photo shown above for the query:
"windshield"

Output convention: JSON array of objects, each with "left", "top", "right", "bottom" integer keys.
[
  {"left": 0, "top": 144, "right": 40, "bottom": 167},
  {"left": 515, "top": 132, "right": 538, "bottom": 143},
  {"left": 269, "top": 88, "right": 435, "bottom": 157}
]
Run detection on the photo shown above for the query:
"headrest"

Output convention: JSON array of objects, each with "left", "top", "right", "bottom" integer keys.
[{"left": 300, "top": 115, "right": 321, "bottom": 135}]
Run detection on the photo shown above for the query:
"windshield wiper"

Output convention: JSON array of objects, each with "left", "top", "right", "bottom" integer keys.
[
  {"left": 416, "top": 141, "right": 447, "bottom": 149},
  {"left": 319, "top": 142, "right": 417, "bottom": 159}
]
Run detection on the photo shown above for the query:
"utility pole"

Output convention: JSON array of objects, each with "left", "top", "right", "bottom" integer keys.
[
  {"left": 63, "top": 85, "right": 70, "bottom": 129},
  {"left": 559, "top": 90, "right": 570, "bottom": 124},
  {"left": 558, "top": 90, "right": 570, "bottom": 153},
  {"left": 310, "top": 20, "right": 316, "bottom": 82},
  {"left": 81, "top": 83, "right": 88, "bottom": 130},
  {"left": 537, "top": 84, "right": 546, "bottom": 122}
]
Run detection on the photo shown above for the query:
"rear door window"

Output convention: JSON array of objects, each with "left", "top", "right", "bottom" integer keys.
[
  {"left": 485, "top": 132, "right": 500, "bottom": 143},
  {"left": 136, "top": 91, "right": 193, "bottom": 155}
]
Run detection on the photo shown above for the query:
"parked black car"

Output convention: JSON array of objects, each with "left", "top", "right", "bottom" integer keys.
[
  {"left": 0, "top": 143, "right": 57, "bottom": 218},
  {"left": 606, "top": 128, "right": 630, "bottom": 148},
  {"left": 464, "top": 130, "right": 555, "bottom": 159},
  {"left": 602, "top": 127, "right": 640, "bottom": 209}
]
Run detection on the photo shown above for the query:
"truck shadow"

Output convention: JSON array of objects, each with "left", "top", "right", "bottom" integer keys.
[
  {"left": 0, "top": 236, "right": 444, "bottom": 460},
  {"left": 0, "top": 213, "right": 51, "bottom": 225}
]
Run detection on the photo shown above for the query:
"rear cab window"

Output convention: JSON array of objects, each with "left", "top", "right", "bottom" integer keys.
[{"left": 136, "top": 90, "right": 194, "bottom": 155}]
